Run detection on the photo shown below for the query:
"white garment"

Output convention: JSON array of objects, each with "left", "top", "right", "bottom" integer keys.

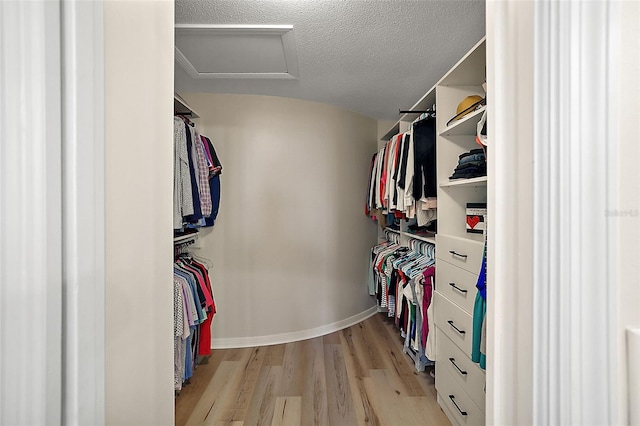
[
  {"left": 403, "top": 129, "right": 415, "bottom": 216},
  {"left": 395, "top": 134, "right": 408, "bottom": 213},
  {"left": 425, "top": 286, "right": 435, "bottom": 360},
  {"left": 385, "top": 136, "right": 398, "bottom": 210},
  {"left": 416, "top": 206, "right": 436, "bottom": 227},
  {"left": 368, "top": 153, "right": 378, "bottom": 212},
  {"left": 374, "top": 147, "right": 385, "bottom": 208}
]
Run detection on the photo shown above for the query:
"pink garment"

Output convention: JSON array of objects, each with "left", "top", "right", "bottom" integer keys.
[{"left": 421, "top": 266, "right": 435, "bottom": 347}]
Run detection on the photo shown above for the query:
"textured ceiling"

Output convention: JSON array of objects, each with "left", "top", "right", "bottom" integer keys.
[{"left": 175, "top": 0, "right": 486, "bottom": 121}]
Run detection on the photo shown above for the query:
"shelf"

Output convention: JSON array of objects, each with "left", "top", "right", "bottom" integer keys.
[
  {"left": 174, "top": 232, "right": 199, "bottom": 244},
  {"left": 174, "top": 93, "right": 199, "bottom": 118},
  {"left": 440, "top": 176, "right": 487, "bottom": 188},
  {"left": 439, "top": 106, "right": 486, "bottom": 136},
  {"left": 437, "top": 37, "right": 486, "bottom": 87},
  {"left": 404, "top": 232, "right": 436, "bottom": 244},
  {"left": 385, "top": 227, "right": 400, "bottom": 233},
  {"left": 382, "top": 122, "right": 401, "bottom": 141}
]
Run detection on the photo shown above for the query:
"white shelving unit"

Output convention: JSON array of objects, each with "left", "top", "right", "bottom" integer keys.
[
  {"left": 378, "top": 37, "right": 487, "bottom": 426},
  {"left": 434, "top": 38, "right": 486, "bottom": 426}
]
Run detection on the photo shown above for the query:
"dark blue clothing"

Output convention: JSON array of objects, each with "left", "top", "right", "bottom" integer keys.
[{"left": 412, "top": 117, "right": 437, "bottom": 199}]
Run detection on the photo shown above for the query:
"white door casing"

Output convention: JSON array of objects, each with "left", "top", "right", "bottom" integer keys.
[{"left": 0, "top": 1, "right": 106, "bottom": 424}]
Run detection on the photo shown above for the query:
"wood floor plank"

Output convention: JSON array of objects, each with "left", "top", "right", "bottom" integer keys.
[
  {"left": 340, "top": 330, "right": 382, "bottom": 426},
  {"left": 344, "top": 322, "right": 379, "bottom": 373},
  {"left": 243, "top": 365, "right": 283, "bottom": 426},
  {"left": 263, "top": 344, "right": 285, "bottom": 367},
  {"left": 270, "top": 396, "right": 302, "bottom": 426},
  {"left": 340, "top": 326, "right": 368, "bottom": 380},
  {"left": 223, "top": 347, "right": 251, "bottom": 362},
  {"left": 201, "top": 349, "right": 256, "bottom": 425},
  {"left": 176, "top": 314, "right": 449, "bottom": 426},
  {"left": 226, "top": 346, "right": 268, "bottom": 422},
  {"left": 356, "top": 319, "right": 388, "bottom": 370},
  {"left": 370, "top": 317, "right": 427, "bottom": 397},
  {"left": 403, "top": 395, "right": 451, "bottom": 425},
  {"left": 322, "top": 330, "right": 341, "bottom": 345},
  {"left": 323, "top": 343, "right": 358, "bottom": 426},
  {"left": 279, "top": 340, "right": 310, "bottom": 397},
  {"left": 361, "top": 371, "right": 396, "bottom": 426},
  {"left": 185, "top": 360, "right": 241, "bottom": 426},
  {"left": 300, "top": 337, "right": 329, "bottom": 426},
  {"left": 175, "top": 351, "right": 226, "bottom": 426}
]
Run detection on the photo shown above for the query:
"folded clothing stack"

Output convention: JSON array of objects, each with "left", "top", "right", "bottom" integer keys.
[
  {"left": 408, "top": 219, "right": 437, "bottom": 236},
  {"left": 449, "top": 148, "right": 486, "bottom": 180}
]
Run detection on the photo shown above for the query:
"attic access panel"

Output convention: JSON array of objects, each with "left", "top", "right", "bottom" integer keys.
[{"left": 175, "top": 24, "right": 299, "bottom": 80}]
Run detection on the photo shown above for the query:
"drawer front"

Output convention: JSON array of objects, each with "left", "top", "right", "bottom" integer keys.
[
  {"left": 436, "top": 259, "right": 478, "bottom": 315},
  {"left": 436, "top": 234, "right": 484, "bottom": 275},
  {"left": 436, "top": 363, "right": 485, "bottom": 426},
  {"left": 434, "top": 292, "right": 473, "bottom": 356},
  {"left": 436, "top": 327, "right": 485, "bottom": 410}
]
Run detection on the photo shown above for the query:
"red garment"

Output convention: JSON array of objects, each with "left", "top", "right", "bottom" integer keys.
[
  {"left": 189, "top": 259, "right": 217, "bottom": 356},
  {"left": 421, "top": 266, "right": 435, "bottom": 347},
  {"left": 198, "top": 310, "right": 214, "bottom": 356}
]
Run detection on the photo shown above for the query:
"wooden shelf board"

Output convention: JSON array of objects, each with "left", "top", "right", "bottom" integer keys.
[
  {"left": 440, "top": 105, "right": 486, "bottom": 136},
  {"left": 440, "top": 176, "right": 487, "bottom": 188}
]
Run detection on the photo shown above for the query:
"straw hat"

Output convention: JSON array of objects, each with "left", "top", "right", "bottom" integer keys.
[{"left": 446, "top": 95, "right": 485, "bottom": 127}]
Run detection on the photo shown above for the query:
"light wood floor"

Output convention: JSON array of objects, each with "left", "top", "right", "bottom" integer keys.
[{"left": 175, "top": 313, "right": 450, "bottom": 426}]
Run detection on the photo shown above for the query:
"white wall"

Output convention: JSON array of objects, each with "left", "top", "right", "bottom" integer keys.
[
  {"left": 182, "top": 93, "right": 379, "bottom": 346},
  {"left": 104, "top": 1, "right": 174, "bottom": 424}
]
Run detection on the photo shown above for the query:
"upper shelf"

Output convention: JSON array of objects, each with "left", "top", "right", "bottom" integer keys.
[
  {"left": 437, "top": 37, "right": 486, "bottom": 87},
  {"left": 439, "top": 106, "right": 486, "bottom": 137},
  {"left": 404, "top": 232, "right": 436, "bottom": 244},
  {"left": 174, "top": 93, "right": 199, "bottom": 118},
  {"left": 174, "top": 231, "right": 199, "bottom": 244},
  {"left": 440, "top": 176, "right": 487, "bottom": 188}
]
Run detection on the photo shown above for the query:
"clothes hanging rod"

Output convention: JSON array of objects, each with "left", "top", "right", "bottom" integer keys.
[{"left": 399, "top": 109, "right": 429, "bottom": 114}]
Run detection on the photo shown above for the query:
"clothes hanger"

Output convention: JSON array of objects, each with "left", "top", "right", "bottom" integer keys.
[
  {"left": 190, "top": 253, "right": 214, "bottom": 269},
  {"left": 176, "top": 114, "right": 195, "bottom": 127}
]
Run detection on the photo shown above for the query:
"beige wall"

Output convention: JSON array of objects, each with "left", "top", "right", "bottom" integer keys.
[
  {"left": 616, "top": 1, "right": 640, "bottom": 422},
  {"left": 105, "top": 1, "right": 174, "bottom": 424},
  {"left": 182, "top": 93, "right": 379, "bottom": 345}
]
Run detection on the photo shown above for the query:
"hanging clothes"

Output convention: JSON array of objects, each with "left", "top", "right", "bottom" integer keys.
[
  {"left": 174, "top": 117, "right": 223, "bottom": 231},
  {"left": 370, "top": 235, "right": 436, "bottom": 372},
  {"left": 173, "top": 250, "right": 217, "bottom": 391},
  {"left": 365, "top": 114, "right": 437, "bottom": 227}
]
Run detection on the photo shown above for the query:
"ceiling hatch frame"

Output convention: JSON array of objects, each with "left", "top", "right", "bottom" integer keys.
[{"left": 174, "top": 24, "right": 299, "bottom": 80}]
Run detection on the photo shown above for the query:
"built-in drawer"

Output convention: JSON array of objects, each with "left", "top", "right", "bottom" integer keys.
[
  {"left": 435, "top": 259, "right": 478, "bottom": 315},
  {"left": 434, "top": 292, "right": 473, "bottom": 356},
  {"left": 436, "top": 362, "right": 485, "bottom": 426},
  {"left": 436, "top": 234, "right": 484, "bottom": 275},
  {"left": 436, "top": 327, "right": 485, "bottom": 411}
]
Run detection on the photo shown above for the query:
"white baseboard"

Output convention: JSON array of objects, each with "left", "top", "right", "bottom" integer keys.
[{"left": 210, "top": 305, "right": 378, "bottom": 349}]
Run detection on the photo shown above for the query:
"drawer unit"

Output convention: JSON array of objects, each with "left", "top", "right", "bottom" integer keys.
[
  {"left": 434, "top": 292, "right": 473, "bottom": 356},
  {"left": 435, "top": 365, "right": 485, "bottom": 426},
  {"left": 435, "top": 259, "right": 479, "bottom": 315},
  {"left": 436, "top": 235, "right": 484, "bottom": 275},
  {"left": 436, "top": 327, "right": 485, "bottom": 410}
]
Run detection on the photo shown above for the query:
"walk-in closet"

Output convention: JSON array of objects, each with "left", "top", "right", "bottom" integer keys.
[{"left": 3, "top": 0, "right": 639, "bottom": 425}]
